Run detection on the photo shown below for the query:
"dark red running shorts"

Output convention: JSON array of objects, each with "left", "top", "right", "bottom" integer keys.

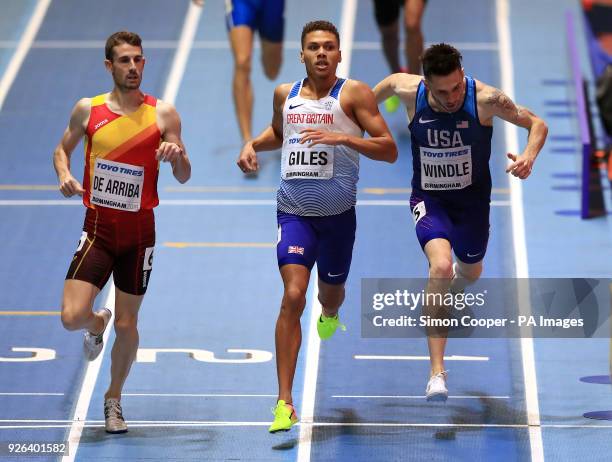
[{"left": 66, "top": 207, "right": 155, "bottom": 296}]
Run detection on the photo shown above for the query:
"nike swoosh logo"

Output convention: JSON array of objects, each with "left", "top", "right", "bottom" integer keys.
[
  {"left": 419, "top": 117, "right": 437, "bottom": 123},
  {"left": 466, "top": 252, "right": 482, "bottom": 258},
  {"left": 289, "top": 103, "right": 304, "bottom": 110},
  {"left": 327, "top": 272, "right": 345, "bottom": 278}
]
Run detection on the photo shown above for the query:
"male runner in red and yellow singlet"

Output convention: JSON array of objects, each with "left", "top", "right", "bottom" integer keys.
[{"left": 53, "top": 31, "right": 191, "bottom": 434}]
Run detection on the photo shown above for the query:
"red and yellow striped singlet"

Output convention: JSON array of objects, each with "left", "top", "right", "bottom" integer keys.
[{"left": 83, "top": 93, "right": 161, "bottom": 211}]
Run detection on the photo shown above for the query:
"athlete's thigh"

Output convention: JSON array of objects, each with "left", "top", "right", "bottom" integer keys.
[
  {"left": 316, "top": 207, "right": 356, "bottom": 285},
  {"left": 317, "top": 278, "right": 346, "bottom": 306},
  {"left": 280, "top": 263, "right": 311, "bottom": 295},
  {"left": 62, "top": 279, "right": 101, "bottom": 316},
  {"left": 405, "top": 0, "right": 427, "bottom": 20},
  {"left": 260, "top": 39, "right": 282, "bottom": 78},
  {"left": 410, "top": 192, "right": 453, "bottom": 251},
  {"left": 114, "top": 286, "right": 145, "bottom": 323},
  {"left": 226, "top": 0, "right": 257, "bottom": 32},
  {"left": 228, "top": 26, "right": 255, "bottom": 66},
  {"left": 66, "top": 209, "right": 114, "bottom": 291},
  {"left": 373, "top": 0, "right": 402, "bottom": 27},
  {"left": 449, "top": 203, "right": 490, "bottom": 264},
  {"left": 277, "top": 211, "right": 318, "bottom": 271},
  {"left": 257, "top": 0, "right": 284, "bottom": 43},
  {"left": 113, "top": 211, "right": 155, "bottom": 296}
]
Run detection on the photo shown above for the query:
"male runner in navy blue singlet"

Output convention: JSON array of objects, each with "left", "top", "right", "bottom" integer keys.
[{"left": 374, "top": 43, "right": 548, "bottom": 401}]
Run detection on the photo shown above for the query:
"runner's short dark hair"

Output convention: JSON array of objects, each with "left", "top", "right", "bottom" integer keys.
[
  {"left": 422, "top": 43, "right": 463, "bottom": 79},
  {"left": 301, "top": 21, "right": 340, "bottom": 48},
  {"left": 105, "top": 31, "right": 143, "bottom": 61}
]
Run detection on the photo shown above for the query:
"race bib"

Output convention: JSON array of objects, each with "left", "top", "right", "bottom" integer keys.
[
  {"left": 91, "top": 158, "right": 144, "bottom": 212},
  {"left": 420, "top": 145, "right": 472, "bottom": 190},
  {"left": 281, "top": 143, "right": 334, "bottom": 180},
  {"left": 76, "top": 231, "right": 87, "bottom": 252},
  {"left": 412, "top": 201, "right": 426, "bottom": 225}
]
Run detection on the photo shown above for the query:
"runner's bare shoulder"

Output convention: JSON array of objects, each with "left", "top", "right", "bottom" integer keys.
[
  {"left": 474, "top": 79, "right": 496, "bottom": 103},
  {"left": 155, "top": 99, "right": 178, "bottom": 117},
  {"left": 392, "top": 73, "right": 422, "bottom": 105},
  {"left": 341, "top": 79, "right": 375, "bottom": 101},
  {"left": 155, "top": 99, "right": 181, "bottom": 135},
  {"left": 474, "top": 79, "right": 500, "bottom": 124},
  {"left": 275, "top": 83, "right": 293, "bottom": 100},
  {"left": 71, "top": 97, "right": 92, "bottom": 130}
]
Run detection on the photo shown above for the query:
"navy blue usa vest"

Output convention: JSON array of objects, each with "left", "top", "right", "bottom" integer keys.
[{"left": 408, "top": 76, "right": 493, "bottom": 203}]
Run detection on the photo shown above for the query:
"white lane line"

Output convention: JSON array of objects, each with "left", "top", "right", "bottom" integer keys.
[
  {"left": 0, "top": 0, "right": 100, "bottom": 459},
  {"left": 122, "top": 393, "right": 276, "bottom": 398},
  {"left": 0, "top": 184, "right": 58, "bottom": 190},
  {"left": 354, "top": 355, "right": 490, "bottom": 361},
  {"left": 164, "top": 185, "right": 277, "bottom": 192},
  {"left": 336, "top": 0, "right": 357, "bottom": 79},
  {"left": 351, "top": 41, "right": 499, "bottom": 51},
  {"left": 296, "top": 277, "right": 322, "bottom": 462},
  {"left": 0, "top": 40, "right": 499, "bottom": 51},
  {"left": 0, "top": 392, "right": 63, "bottom": 396},
  {"left": 162, "top": 1, "right": 202, "bottom": 104},
  {"left": 0, "top": 199, "right": 512, "bottom": 207},
  {"left": 0, "top": 0, "right": 51, "bottom": 111},
  {"left": 0, "top": 185, "right": 511, "bottom": 194},
  {"left": 63, "top": 286, "right": 115, "bottom": 462},
  {"left": 332, "top": 395, "right": 510, "bottom": 399},
  {"left": 4, "top": 421, "right": 612, "bottom": 429},
  {"left": 0, "top": 200, "right": 77, "bottom": 205},
  {"left": 358, "top": 200, "right": 511, "bottom": 206},
  {"left": 496, "top": 1, "right": 543, "bottom": 461},
  {"left": 0, "top": 392, "right": 508, "bottom": 399}
]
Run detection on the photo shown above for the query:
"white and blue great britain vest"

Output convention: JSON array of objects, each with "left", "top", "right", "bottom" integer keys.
[{"left": 277, "top": 78, "right": 362, "bottom": 216}]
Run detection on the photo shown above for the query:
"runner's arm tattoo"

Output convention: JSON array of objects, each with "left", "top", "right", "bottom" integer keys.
[{"left": 486, "top": 89, "right": 534, "bottom": 127}]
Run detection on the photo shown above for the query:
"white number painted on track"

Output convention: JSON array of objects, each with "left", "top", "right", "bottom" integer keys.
[
  {"left": 1, "top": 347, "right": 273, "bottom": 364},
  {"left": 0, "top": 347, "right": 56, "bottom": 362},
  {"left": 136, "top": 348, "right": 273, "bottom": 363}
]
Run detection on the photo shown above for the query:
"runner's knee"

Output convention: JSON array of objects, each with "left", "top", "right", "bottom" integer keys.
[
  {"left": 281, "top": 285, "right": 307, "bottom": 313},
  {"left": 234, "top": 53, "right": 252, "bottom": 76},
  {"left": 318, "top": 286, "right": 345, "bottom": 311},
  {"left": 113, "top": 313, "right": 138, "bottom": 336},
  {"left": 379, "top": 23, "right": 398, "bottom": 40},
  {"left": 262, "top": 55, "right": 281, "bottom": 80},
  {"left": 455, "top": 261, "right": 482, "bottom": 282},
  {"left": 429, "top": 257, "right": 453, "bottom": 279},
  {"left": 61, "top": 307, "right": 88, "bottom": 331},
  {"left": 405, "top": 17, "right": 422, "bottom": 34},
  {"left": 263, "top": 64, "right": 280, "bottom": 80}
]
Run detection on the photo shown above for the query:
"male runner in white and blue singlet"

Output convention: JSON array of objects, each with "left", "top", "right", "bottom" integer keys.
[
  {"left": 374, "top": 43, "right": 548, "bottom": 401},
  {"left": 238, "top": 20, "right": 397, "bottom": 433}
]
